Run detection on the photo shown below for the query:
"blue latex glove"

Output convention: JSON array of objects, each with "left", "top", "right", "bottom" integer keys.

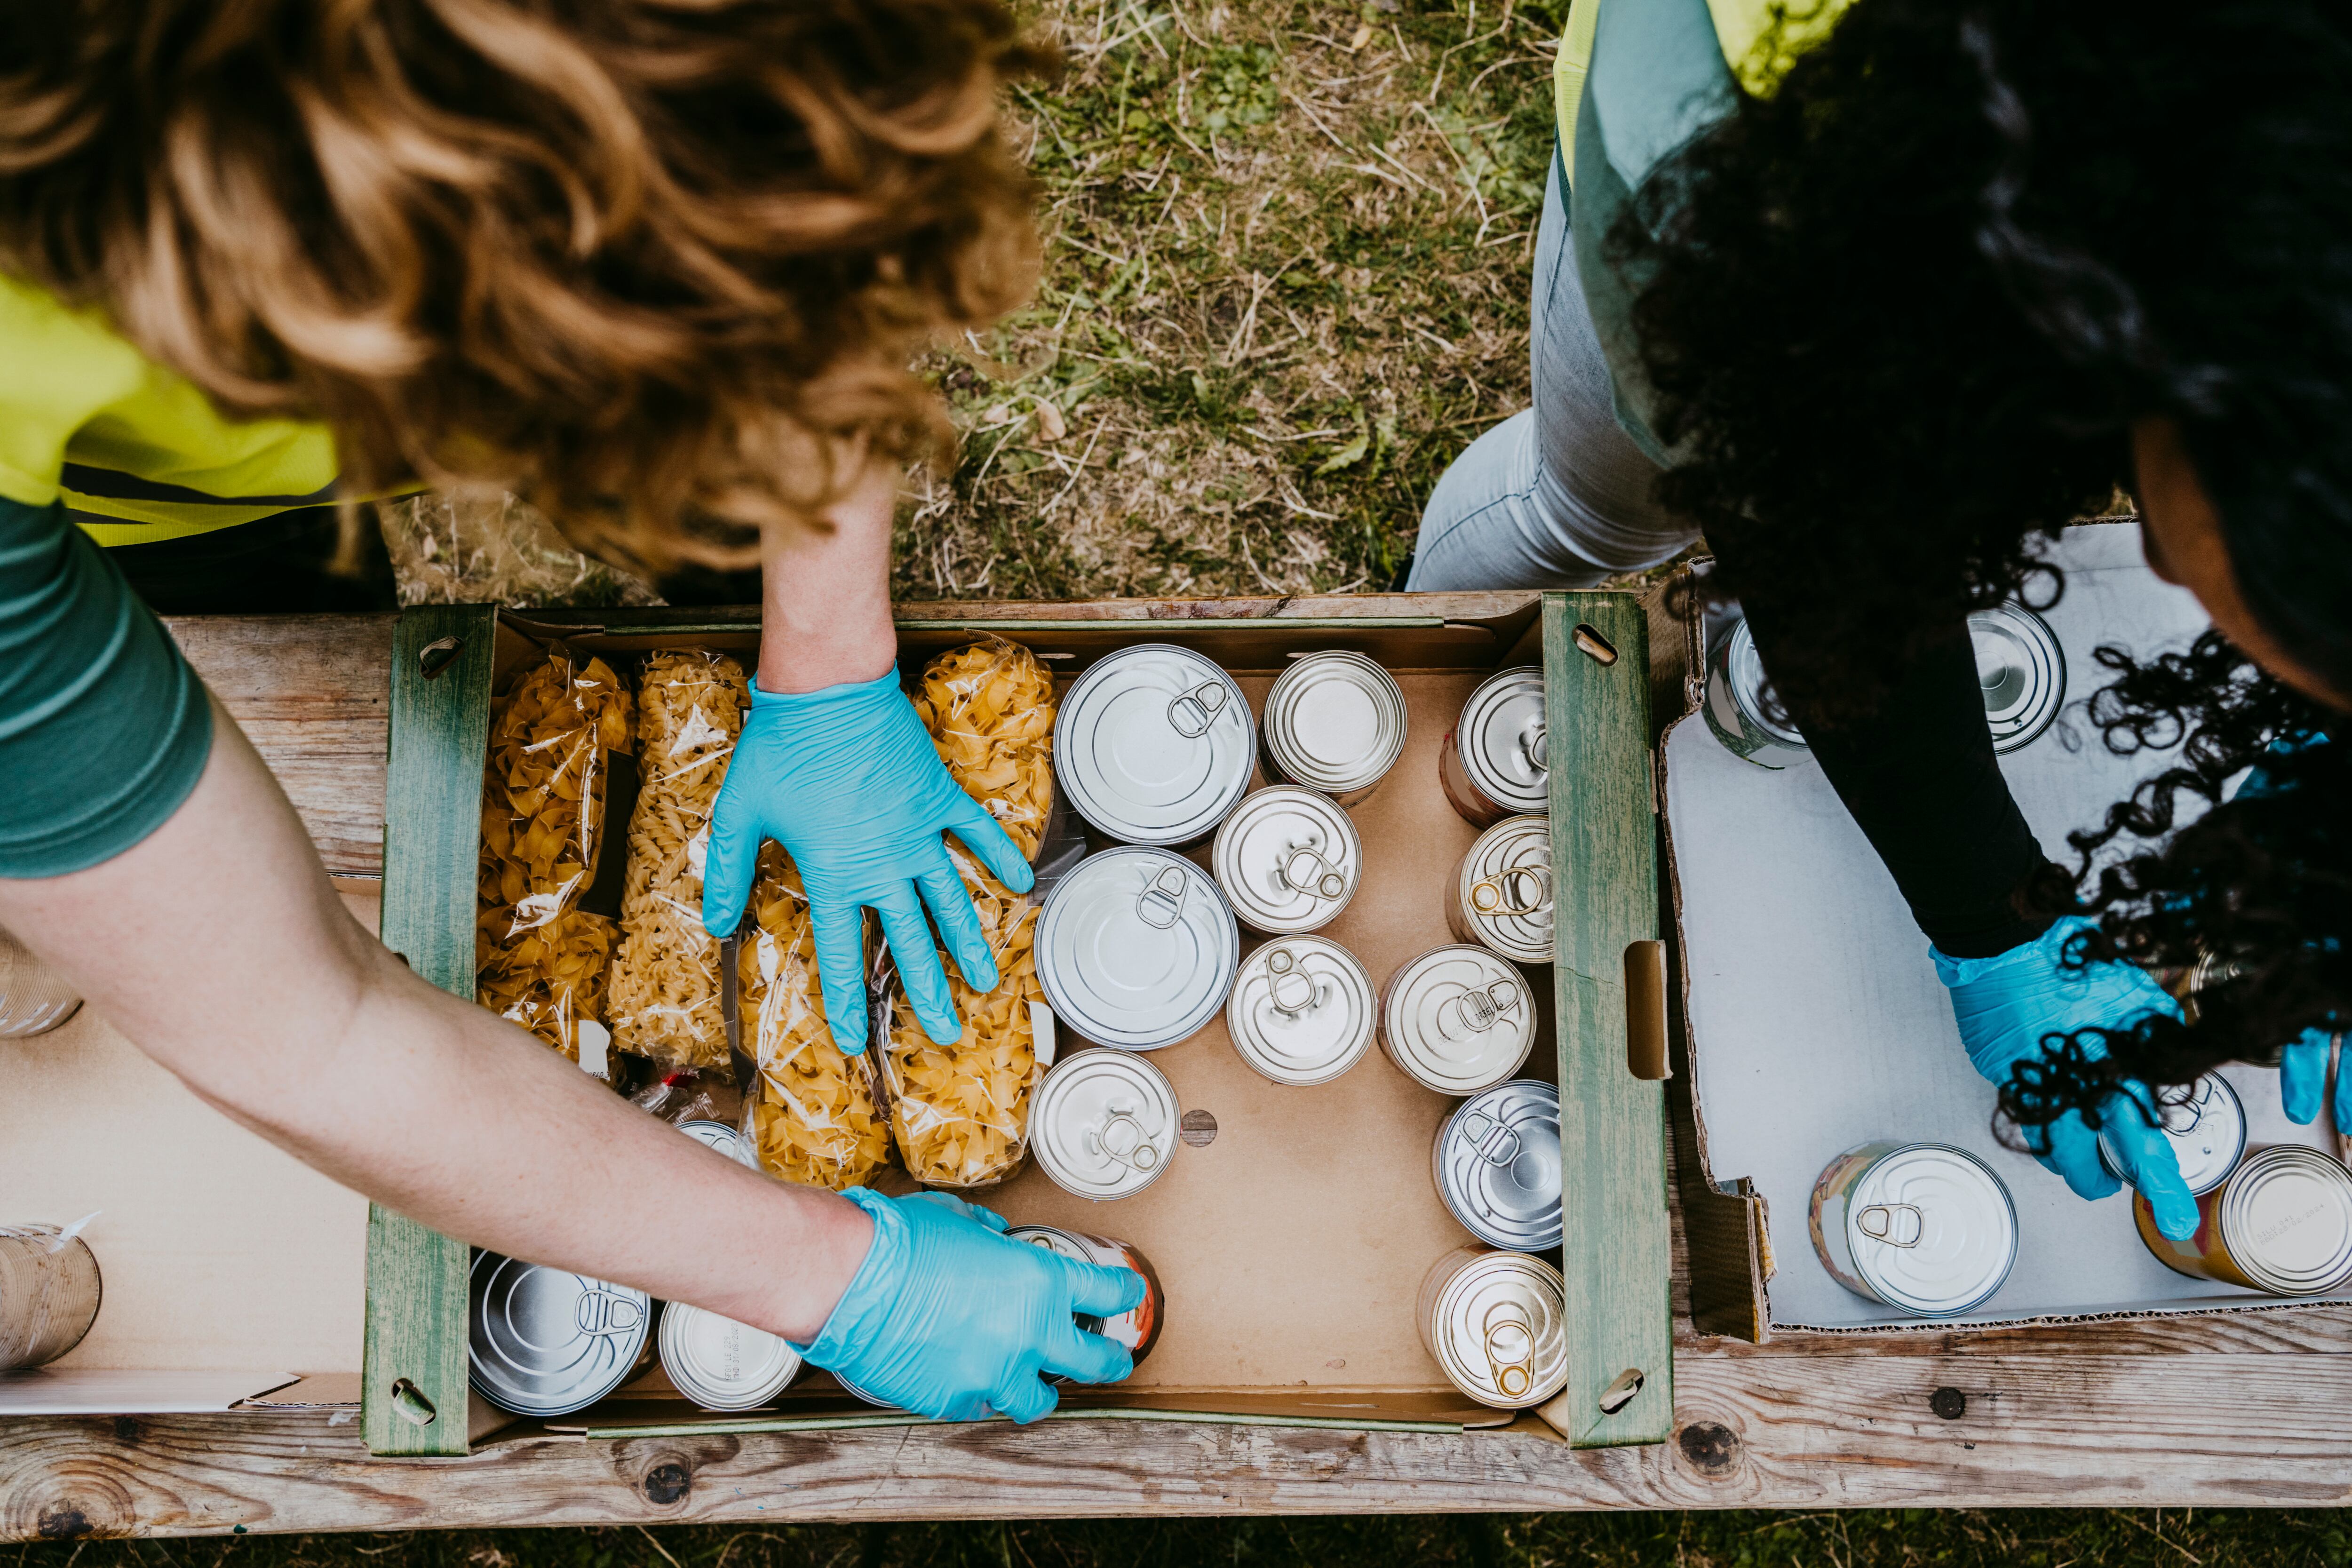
[
  {"left": 2233, "top": 733, "right": 2339, "bottom": 1130},
  {"left": 797, "top": 1189, "right": 1145, "bottom": 1422},
  {"left": 701, "top": 671, "right": 1034, "bottom": 1053},
  {"left": 1934, "top": 916, "right": 2201, "bottom": 1240}
]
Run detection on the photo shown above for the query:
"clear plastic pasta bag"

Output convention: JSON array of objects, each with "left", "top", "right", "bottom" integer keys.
[
  {"left": 912, "top": 637, "right": 1057, "bottom": 860},
  {"left": 607, "top": 650, "right": 751, "bottom": 1072}
]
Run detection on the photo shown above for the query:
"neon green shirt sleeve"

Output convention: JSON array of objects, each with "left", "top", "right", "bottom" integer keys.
[{"left": 0, "top": 493, "right": 213, "bottom": 877}]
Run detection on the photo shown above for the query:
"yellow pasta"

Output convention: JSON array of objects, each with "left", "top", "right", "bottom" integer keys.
[
  {"left": 745, "top": 847, "right": 891, "bottom": 1191},
  {"left": 913, "top": 638, "right": 1057, "bottom": 859},
  {"left": 607, "top": 651, "right": 751, "bottom": 1072}
]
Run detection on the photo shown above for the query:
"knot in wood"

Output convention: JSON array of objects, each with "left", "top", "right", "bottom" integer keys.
[
  {"left": 1929, "top": 1386, "right": 1968, "bottom": 1421},
  {"left": 1180, "top": 1109, "right": 1218, "bottom": 1147},
  {"left": 643, "top": 1463, "right": 691, "bottom": 1506},
  {"left": 1675, "top": 1421, "right": 1740, "bottom": 1477}
]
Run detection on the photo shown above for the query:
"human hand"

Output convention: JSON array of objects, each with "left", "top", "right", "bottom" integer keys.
[
  {"left": 1934, "top": 916, "right": 2200, "bottom": 1239},
  {"left": 2277, "top": 1027, "right": 2346, "bottom": 1130},
  {"left": 700, "top": 671, "right": 1034, "bottom": 1053},
  {"left": 796, "top": 1188, "right": 1145, "bottom": 1422}
]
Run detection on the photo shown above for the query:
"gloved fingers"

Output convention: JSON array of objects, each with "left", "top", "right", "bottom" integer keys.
[
  {"left": 1059, "top": 1255, "right": 1148, "bottom": 1318},
  {"left": 1040, "top": 1321, "right": 1136, "bottom": 1387},
  {"left": 2040, "top": 1110, "right": 2124, "bottom": 1202},
  {"left": 808, "top": 899, "right": 873, "bottom": 1055},
  {"left": 915, "top": 847, "right": 1000, "bottom": 992},
  {"left": 991, "top": 1366, "right": 1060, "bottom": 1425},
  {"left": 875, "top": 885, "right": 963, "bottom": 1045},
  {"left": 2104, "top": 1090, "right": 2200, "bottom": 1240},
  {"left": 903, "top": 1190, "right": 1010, "bottom": 1232},
  {"left": 941, "top": 790, "right": 1036, "bottom": 895},
  {"left": 2332, "top": 1036, "right": 2352, "bottom": 1139},
  {"left": 2281, "top": 1027, "right": 2333, "bottom": 1125},
  {"left": 699, "top": 783, "right": 763, "bottom": 940}
]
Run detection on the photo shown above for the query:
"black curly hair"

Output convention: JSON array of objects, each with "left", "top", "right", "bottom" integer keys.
[{"left": 1614, "top": 0, "right": 2352, "bottom": 723}]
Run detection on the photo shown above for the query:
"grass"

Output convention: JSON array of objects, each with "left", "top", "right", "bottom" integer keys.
[{"left": 17, "top": 1510, "right": 2352, "bottom": 1567}]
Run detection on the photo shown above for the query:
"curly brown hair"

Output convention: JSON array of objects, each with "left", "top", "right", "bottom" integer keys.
[{"left": 0, "top": 0, "right": 1051, "bottom": 575}]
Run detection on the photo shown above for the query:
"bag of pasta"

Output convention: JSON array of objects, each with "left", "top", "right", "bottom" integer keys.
[
  {"left": 912, "top": 637, "right": 1057, "bottom": 860},
  {"left": 475, "top": 646, "right": 635, "bottom": 1064},
  {"left": 878, "top": 857, "right": 1045, "bottom": 1189},
  {"left": 607, "top": 651, "right": 751, "bottom": 1072},
  {"left": 742, "top": 848, "right": 892, "bottom": 1191}
]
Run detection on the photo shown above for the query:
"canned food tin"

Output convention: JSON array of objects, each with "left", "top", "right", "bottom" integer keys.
[
  {"left": 1703, "top": 618, "right": 1809, "bottom": 770},
  {"left": 1030, "top": 1049, "right": 1182, "bottom": 1201},
  {"left": 1379, "top": 945, "right": 1536, "bottom": 1096},
  {"left": 1446, "top": 816, "right": 1554, "bottom": 965},
  {"left": 1226, "top": 936, "right": 1376, "bottom": 1086},
  {"left": 657, "top": 1301, "right": 804, "bottom": 1411},
  {"left": 0, "top": 926, "right": 82, "bottom": 1039},
  {"left": 676, "top": 1119, "right": 761, "bottom": 1170},
  {"left": 1210, "top": 787, "right": 1361, "bottom": 935},
  {"left": 1261, "top": 652, "right": 1408, "bottom": 804},
  {"left": 2134, "top": 1144, "right": 2352, "bottom": 1296},
  {"left": 1004, "top": 1225, "right": 1166, "bottom": 1369},
  {"left": 1440, "top": 668, "right": 1548, "bottom": 827},
  {"left": 1036, "top": 848, "right": 1240, "bottom": 1050},
  {"left": 2098, "top": 1075, "right": 2247, "bottom": 1198},
  {"left": 0, "top": 1226, "right": 102, "bottom": 1370},
  {"left": 1808, "top": 1142, "right": 2018, "bottom": 1317},
  {"left": 1415, "top": 1246, "right": 1568, "bottom": 1409},
  {"left": 1432, "top": 1081, "right": 1563, "bottom": 1252},
  {"left": 1970, "top": 603, "right": 2065, "bottom": 753},
  {"left": 1055, "top": 644, "right": 1255, "bottom": 845},
  {"left": 469, "top": 1250, "right": 653, "bottom": 1417}
]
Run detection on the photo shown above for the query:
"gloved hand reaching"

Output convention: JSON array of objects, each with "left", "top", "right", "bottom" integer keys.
[
  {"left": 797, "top": 1189, "right": 1145, "bottom": 1422},
  {"left": 701, "top": 670, "right": 1035, "bottom": 1053},
  {"left": 2236, "top": 733, "right": 2341, "bottom": 1133},
  {"left": 1935, "top": 916, "right": 2201, "bottom": 1240}
]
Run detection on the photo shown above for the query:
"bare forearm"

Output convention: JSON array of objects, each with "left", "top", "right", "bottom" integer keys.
[{"left": 756, "top": 460, "right": 899, "bottom": 694}]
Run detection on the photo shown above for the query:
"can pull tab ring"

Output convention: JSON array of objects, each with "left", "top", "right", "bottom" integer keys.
[
  {"left": 1167, "top": 680, "right": 1230, "bottom": 740},
  {"left": 1095, "top": 1110, "right": 1162, "bottom": 1173},
  {"left": 1470, "top": 865, "right": 1553, "bottom": 918},
  {"left": 1264, "top": 948, "right": 1318, "bottom": 1016},
  {"left": 1436, "top": 980, "right": 1522, "bottom": 1040},
  {"left": 1481, "top": 1300, "right": 1536, "bottom": 1401},
  {"left": 1518, "top": 718, "right": 1549, "bottom": 774},
  {"left": 1137, "top": 866, "right": 1189, "bottom": 930},
  {"left": 1279, "top": 844, "right": 1349, "bottom": 901},
  {"left": 1856, "top": 1202, "right": 1924, "bottom": 1248},
  {"left": 1460, "top": 1109, "right": 1524, "bottom": 1167},
  {"left": 576, "top": 1288, "right": 646, "bottom": 1337}
]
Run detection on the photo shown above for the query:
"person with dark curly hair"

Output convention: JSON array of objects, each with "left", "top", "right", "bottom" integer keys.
[
  {"left": 1411, "top": 0, "right": 2352, "bottom": 1239},
  {"left": 0, "top": 0, "right": 1140, "bottom": 1422}
]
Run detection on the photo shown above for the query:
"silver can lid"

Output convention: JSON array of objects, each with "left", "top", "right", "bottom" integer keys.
[
  {"left": 1455, "top": 816, "right": 1554, "bottom": 964},
  {"left": 1227, "top": 936, "right": 1376, "bottom": 1086},
  {"left": 2219, "top": 1145, "right": 2352, "bottom": 1294},
  {"left": 657, "top": 1301, "right": 803, "bottom": 1412},
  {"left": 1055, "top": 644, "right": 1255, "bottom": 844},
  {"left": 1426, "top": 1250, "right": 1568, "bottom": 1409},
  {"left": 1381, "top": 946, "right": 1537, "bottom": 1096},
  {"left": 1036, "top": 848, "right": 1240, "bottom": 1050},
  {"left": 676, "top": 1119, "right": 760, "bottom": 1170},
  {"left": 1970, "top": 603, "right": 2066, "bottom": 753},
  {"left": 1262, "top": 652, "right": 1407, "bottom": 795},
  {"left": 1843, "top": 1143, "right": 2018, "bottom": 1317},
  {"left": 469, "top": 1250, "right": 652, "bottom": 1417},
  {"left": 1434, "top": 1081, "right": 1563, "bottom": 1251},
  {"left": 1029, "top": 1049, "right": 1181, "bottom": 1200},
  {"left": 1210, "top": 787, "right": 1362, "bottom": 935},
  {"left": 1454, "top": 668, "right": 1549, "bottom": 815},
  {"left": 2098, "top": 1074, "right": 2247, "bottom": 1197},
  {"left": 1719, "top": 619, "right": 1807, "bottom": 748}
]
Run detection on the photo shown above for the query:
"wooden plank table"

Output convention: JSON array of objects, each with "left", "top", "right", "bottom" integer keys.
[{"left": 5, "top": 608, "right": 2351, "bottom": 1537}]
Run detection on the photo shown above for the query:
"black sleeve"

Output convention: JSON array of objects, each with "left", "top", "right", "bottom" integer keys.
[{"left": 1736, "top": 599, "right": 2053, "bottom": 960}]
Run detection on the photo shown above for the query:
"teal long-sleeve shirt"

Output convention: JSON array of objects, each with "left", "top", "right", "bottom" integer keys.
[{"left": 0, "top": 493, "right": 213, "bottom": 877}]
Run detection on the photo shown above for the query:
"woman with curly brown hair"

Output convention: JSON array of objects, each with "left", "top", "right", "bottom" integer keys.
[
  {"left": 0, "top": 0, "right": 1139, "bottom": 1421},
  {"left": 1413, "top": 0, "right": 2352, "bottom": 1240}
]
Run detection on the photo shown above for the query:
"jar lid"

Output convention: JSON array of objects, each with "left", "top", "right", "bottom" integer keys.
[
  {"left": 1455, "top": 668, "right": 1549, "bottom": 814},
  {"left": 2221, "top": 1145, "right": 2352, "bottom": 1294},
  {"left": 1227, "top": 936, "right": 1376, "bottom": 1086},
  {"left": 1055, "top": 644, "right": 1255, "bottom": 844},
  {"left": 469, "top": 1251, "right": 652, "bottom": 1417},
  {"left": 1969, "top": 603, "right": 2066, "bottom": 753},
  {"left": 1210, "top": 787, "right": 1361, "bottom": 935},
  {"left": 1844, "top": 1143, "right": 2018, "bottom": 1317},
  {"left": 657, "top": 1302, "right": 803, "bottom": 1412},
  {"left": 1426, "top": 1250, "right": 1567, "bottom": 1409},
  {"left": 1433, "top": 1080, "right": 1563, "bottom": 1251},
  {"left": 1455, "top": 815, "right": 1554, "bottom": 964},
  {"left": 1029, "top": 1049, "right": 1181, "bottom": 1201},
  {"left": 1035, "top": 848, "right": 1240, "bottom": 1050},
  {"left": 1380, "top": 945, "right": 1536, "bottom": 1095},
  {"left": 1262, "top": 652, "right": 1407, "bottom": 794}
]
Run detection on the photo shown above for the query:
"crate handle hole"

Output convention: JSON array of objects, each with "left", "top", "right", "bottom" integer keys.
[
  {"left": 1598, "top": 1368, "right": 1645, "bottom": 1415},
  {"left": 389, "top": 1377, "right": 438, "bottom": 1426},
  {"left": 1623, "top": 940, "right": 1669, "bottom": 1081},
  {"left": 1572, "top": 624, "right": 1619, "bottom": 666},
  {"left": 418, "top": 637, "right": 464, "bottom": 680}
]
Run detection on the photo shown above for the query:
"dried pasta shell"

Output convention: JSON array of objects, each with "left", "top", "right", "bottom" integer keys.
[
  {"left": 745, "top": 846, "right": 891, "bottom": 1191},
  {"left": 912, "top": 637, "right": 1057, "bottom": 860}
]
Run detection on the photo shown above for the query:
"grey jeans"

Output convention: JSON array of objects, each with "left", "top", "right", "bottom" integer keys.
[{"left": 1406, "top": 153, "right": 1700, "bottom": 590}]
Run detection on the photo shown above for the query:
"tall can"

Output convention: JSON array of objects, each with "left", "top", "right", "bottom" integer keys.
[
  {"left": 1446, "top": 816, "right": 1554, "bottom": 965},
  {"left": 1415, "top": 1246, "right": 1568, "bottom": 1409},
  {"left": 1035, "top": 848, "right": 1240, "bottom": 1051},
  {"left": 2097, "top": 1074, "right": 2247, "bottom": 1198},
  {"left": 0, "top": 926, "right": 82, "bottom": 1039},
  {"left": 1226, "top": 936, "right": 1376, "bottom": 1087},
  {"left": 469, "top": 1250, "right": 654, "bottom": 1417},
  {"left": 0, "top": 1225, "right": 103, "bottom": 1370},
  {"left": 1054, "top": 644, "right": 1255, "bottom": 846},
  {"left": 1004, "top": 1225, "right": 1166, "bottom": 1371},
  {"left": 658, "top": 1301, "right": 804, "bottom": 1412},
  {"left": 1210, "top": 787, "right": 1361, "bottom": 936},
  {"left": 2134, "top": 1144, "right": 2352, "bottom": 1296},
  {"left": 1432, "top": 1081, "right": 1563, "bottom": 1252},
  {"left": 1260, "top": 652, "right": 1409, "bottom": 805},
  {"left": 1379, "top": 945, "right": 1537, "bottom": 1096},
  {"left": 1439, "top": 668, "right": 1548, "bottom": 828},
  {"left": 1703, "top": 618, "right": 1809, "bottom": 770},
  {"left": 1808, "top": 1142, "right": 2018, "bottom": 1318},
  {"left": 1029, "top": 1049, "right": 1182, "bottom": 1201}
]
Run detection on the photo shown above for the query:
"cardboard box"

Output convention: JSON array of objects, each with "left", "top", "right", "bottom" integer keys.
[{"left": 1660, "top": 524, "right": 2352, "bottom": 1337}]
